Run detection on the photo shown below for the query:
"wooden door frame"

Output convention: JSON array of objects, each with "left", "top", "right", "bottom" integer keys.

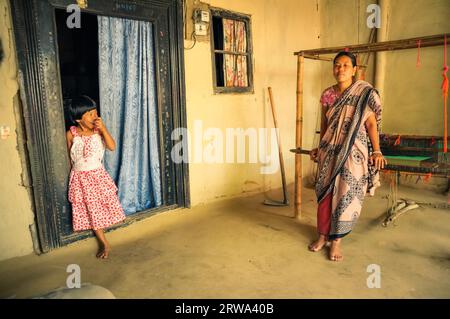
[{"left": 10, "top": 0, "right": 190, "bottom": 253}]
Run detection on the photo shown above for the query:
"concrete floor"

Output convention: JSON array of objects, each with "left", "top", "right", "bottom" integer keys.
[{"left": 1, "top": 183, "right": 449, "bottom": 298}]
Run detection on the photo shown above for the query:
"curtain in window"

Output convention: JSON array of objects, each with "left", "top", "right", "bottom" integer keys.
[
  {"left": 98, "top": 16, "right": 162, "bottom": 215},
  {"left": 223, "top": 18, "right": 248, "bottom": 87}
]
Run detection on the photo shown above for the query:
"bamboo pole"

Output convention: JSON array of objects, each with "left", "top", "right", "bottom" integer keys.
[
  {"left": 294, "top": 33, "right": 449, "bottom": 56},
  {"left": 294, "top": 54, "right": 304, "bottom": 219},
  {"left": 303, "top": 54, "right": 332, "bottom": 62}
]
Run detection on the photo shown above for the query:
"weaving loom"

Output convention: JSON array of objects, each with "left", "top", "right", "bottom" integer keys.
[
  {"left": 291, "top": 33, "right": 449, "bottom": 217},
  {"left": 378, "top": 134, "right": 450, "bottom": 226},
  {"left": 380, "top": 134, "right": 450, "bottom": 177}
]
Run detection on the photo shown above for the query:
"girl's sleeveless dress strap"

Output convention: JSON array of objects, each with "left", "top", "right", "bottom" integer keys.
[{"left": 70, "top": 126, "right": 79, "bottom": 137}]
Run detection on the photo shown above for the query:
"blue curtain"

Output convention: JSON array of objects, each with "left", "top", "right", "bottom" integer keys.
[{"left": 98, "top": 16, "right": 162, "bottom": 215}]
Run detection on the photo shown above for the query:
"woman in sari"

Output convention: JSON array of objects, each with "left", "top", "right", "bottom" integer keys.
[{"left": 309, "top": 51, "right": 387, "bottom": 262}]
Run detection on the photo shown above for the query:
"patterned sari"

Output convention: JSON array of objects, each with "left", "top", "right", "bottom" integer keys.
[{"left": 316, "top": 80, "right": 382, "bottom": 239}]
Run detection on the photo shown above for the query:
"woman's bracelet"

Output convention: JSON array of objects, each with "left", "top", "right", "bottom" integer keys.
[{"left": 372, "top": 150, "right": 383, "bottom": 155}]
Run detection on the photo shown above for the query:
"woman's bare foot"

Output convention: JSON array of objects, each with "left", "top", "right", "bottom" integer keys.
[
  {"left": 329, "top": 239, "right": 343, "bottom": 262},
  {"left": 308, "top": 234, "right": 328, "bottom": 252}
]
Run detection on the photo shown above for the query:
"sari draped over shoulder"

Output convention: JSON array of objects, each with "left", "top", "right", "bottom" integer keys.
[{"left": 316, "top": 80, "right": 382, "bottom": 239}]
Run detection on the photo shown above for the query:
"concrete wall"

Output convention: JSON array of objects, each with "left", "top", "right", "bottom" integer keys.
[
  {"left": 0, "top": 0, "right": 36, "bottom": 261},
  {"left": 184, "top": 0, "right": 322, "bottom": 204},
  {"left": 319, "top": 0, "right": 377, "bottom": 88},
  {"left": 379, "top": 0, "right": 450, "bottom": 135}
]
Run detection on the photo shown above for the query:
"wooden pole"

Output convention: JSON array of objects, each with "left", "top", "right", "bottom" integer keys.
[
  {"left": 295, "top": 54, "right": 304, "bottom": 219},
  {"left": 303, "top": 54, "right": 333, "bottom": 62},
  {"left": 294, "top": 33, "right": 450, "bottom": 56}
]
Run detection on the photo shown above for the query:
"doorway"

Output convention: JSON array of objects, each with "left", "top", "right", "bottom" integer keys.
[
  {"left": 10, "top": 0, "right": 189, "bottom": 252},
  {"left": 55, "top": 9, "right": 164, "bottom": 216}
]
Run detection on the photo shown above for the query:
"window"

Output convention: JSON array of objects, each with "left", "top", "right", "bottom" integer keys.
[{"left": 210, "top": 8, "right": 253, "bottom": 94}]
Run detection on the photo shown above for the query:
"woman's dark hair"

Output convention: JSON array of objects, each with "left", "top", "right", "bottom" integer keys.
[
  {"left": 333, "top": 51, "right": 357, "bottom": 67},
  {"left": 67, "top": 95, "right": 97, "bottom": 124}
]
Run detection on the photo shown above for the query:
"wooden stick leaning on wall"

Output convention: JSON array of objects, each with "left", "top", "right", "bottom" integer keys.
[
  {"left": 266, "top": 87, "right": 289, "bottom": 206},
  {"left": 294, "top": 54, "right": 304, "bottom": 219}
]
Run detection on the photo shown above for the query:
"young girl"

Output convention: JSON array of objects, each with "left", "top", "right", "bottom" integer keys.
[{"left": 66, "top": 95, "right": 125, "bottom": 259}]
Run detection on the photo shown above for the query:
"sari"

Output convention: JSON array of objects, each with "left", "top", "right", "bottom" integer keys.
[{"left": 315, "top": 80, "right": 382, "bottom": 239}]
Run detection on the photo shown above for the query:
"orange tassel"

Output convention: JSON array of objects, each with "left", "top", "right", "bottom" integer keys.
[
  {"left": 423, "top": 173, "right": 432, "bottom": 183},
  {"left": 394, "top": 135, "right": 401, "bottom": 146},
  {"left": 444, "top": 93, "right": 448, "bottom": 153}
]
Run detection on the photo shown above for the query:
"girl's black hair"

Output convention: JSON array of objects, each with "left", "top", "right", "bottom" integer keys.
[
  {"left": 333, "top": 51, "right": 357, "bottom": 67},
  {"left": 67, "top": 95, "right": 97, "bottom": 125}
]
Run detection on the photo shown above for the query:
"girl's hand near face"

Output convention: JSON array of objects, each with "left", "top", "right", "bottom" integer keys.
[
  {"left": 94, "top": 118, "right": 116, "bottom": 151},
  {"left": 94, "top": 117, "right": 105, "bottom": 134}
]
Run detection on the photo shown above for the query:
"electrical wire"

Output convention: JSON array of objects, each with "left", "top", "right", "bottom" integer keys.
[{"left": 184, "top": 31, "right": 197, "bottom": 50}]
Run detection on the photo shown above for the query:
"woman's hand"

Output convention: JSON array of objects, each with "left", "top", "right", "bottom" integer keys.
[
  {"left": 369, "top": 152, "right": 387, "bottom": 170},
  {"left": 310, "top": 148, "right": 319, "bottom": 162}
]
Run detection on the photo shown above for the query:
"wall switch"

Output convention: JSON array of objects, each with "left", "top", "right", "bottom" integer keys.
[{"left": 195, "top": 23, "right": 207, "bottom": 36}]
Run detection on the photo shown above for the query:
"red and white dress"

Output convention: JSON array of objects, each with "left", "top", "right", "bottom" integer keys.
[{"left": 68, "top": 126, "right": 125, "bottom": 231}]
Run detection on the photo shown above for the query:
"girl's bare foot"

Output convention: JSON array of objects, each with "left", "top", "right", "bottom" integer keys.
[
  {"left": 308, "top": 234, "right": 328, "bottom": 252},
  {"left": 96, "top": 244, "right": 110, "bottom": 259},
  {"left": 329, "top": 239, "right": 343, "bottom": 262},
  {"left": 94, "top": 229, "right": 110, "bottom": 259}
]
